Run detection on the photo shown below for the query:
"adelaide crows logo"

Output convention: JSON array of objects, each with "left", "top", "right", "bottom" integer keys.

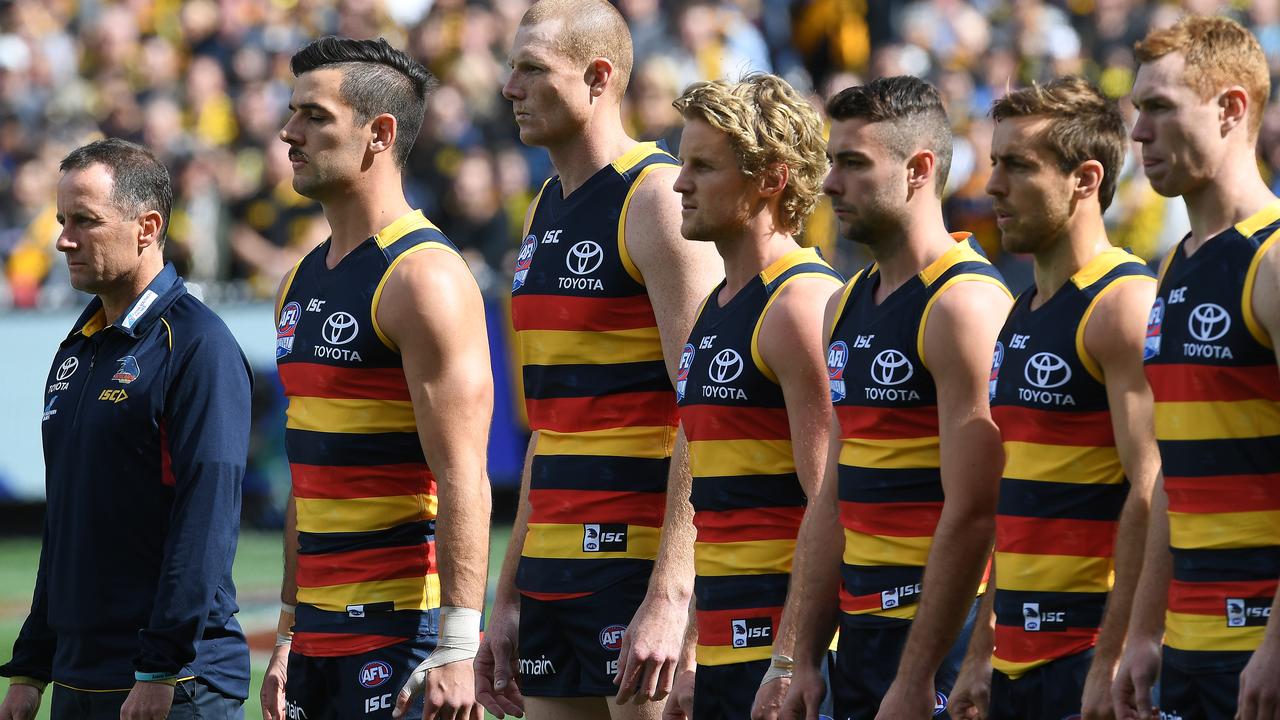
[{"left": 113, "top": 356, "right": 141, "bottom": 384}]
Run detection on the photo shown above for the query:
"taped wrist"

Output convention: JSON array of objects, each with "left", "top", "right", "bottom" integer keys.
[
  {"left": 424, "top": 606, "right": 481, "bottom": 669},
  {"left": 760, "top": 654, "right": 794, "bottom": 686}
]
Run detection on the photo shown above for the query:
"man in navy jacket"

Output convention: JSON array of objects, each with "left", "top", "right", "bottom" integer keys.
[{"left": 0, "top": 138, "right": 252, "bottom": 720}]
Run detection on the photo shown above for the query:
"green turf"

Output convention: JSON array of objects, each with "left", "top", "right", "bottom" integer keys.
[{"left": 1, "top": 526, "right": 513, "bottom": 719}]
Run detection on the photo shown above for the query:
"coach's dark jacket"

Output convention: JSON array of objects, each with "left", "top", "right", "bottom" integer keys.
[{"left": 0, "top": 263, "right": 252, "bottom": 700}]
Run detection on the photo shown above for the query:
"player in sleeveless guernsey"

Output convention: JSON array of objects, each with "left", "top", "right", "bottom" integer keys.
[
  {"left": 641, "top": 75, "right": 841, "bottom": 720},
  {"left": 1113, "top": 17, "right": 1280, "bottom": 720},
  {"left": 260, "top": 38, "right": 492, "bottom": 720},
  {"left": 943, "top": 77, "right": 1160, "bottom": 720},
  {"left": 777, "top": 77, "right": 1012, "bottom": 720},
  {"left": 477, "top": 2, "right": 722, "bottom": 719}
]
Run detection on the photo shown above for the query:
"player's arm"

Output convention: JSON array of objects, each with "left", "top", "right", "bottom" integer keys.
[
  {"left": 950, "top": 566, "right": 997, "bottom": 720},
  {"left": 1111, "top": 476, "right": 1170, "bottom": 720},
  {"left": 752, "top": 275, "right": 841, "bottom": 718},
  {"left": 378, "top": 248, "right": 493, "bottom": 719},
  {"left": 0, "top": 520, "right": 57, "bottom": 720},
  {"left": 614, "top": 164, "right": 723, "bottom": 703},
  {"left": 1237, "top": 239, "right": 1280, "bottom": 720},
  {"left": 1081, "top": 277, "right": 1161, "bottom": 720},
  {"left": 662, "top": 598, "right": 699, "bottom": 720},
  {"left": 877, "top": 280, "right": 1011, "bottom": 720}
]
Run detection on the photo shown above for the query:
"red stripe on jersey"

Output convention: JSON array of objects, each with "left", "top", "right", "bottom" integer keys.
[
  {"left": 519, "top": 590, "right": 593, "bottom": 601},
  {"left": 1146, "top": 364, "right": 1280, "bottom": 403},
  {"left": 291, "top": 632, "right": 404, "bottom": 657},
  {"left": 992, "top": 623, "right": 1097, "bottom": 664},
  {"left": 159, "top": 422, "right": 174, "bottom": 487},
  {"left": 512, "top": 293, "right": 658, "bottom": 332},
  {"left": 680, "top": 405, "right": 792, "bottom": 442},
  {"left": 280, "top": 362, "right": 410, "bottom": 401},
  {"left": 1164, "top": 473, "right": 1280, "bottom": 514},
  {"left": 992, "top": 406, "right": 1116, "bottom": 447},
  {"left": 526, "top": 393, "right": 678, "bottom": 433},
  {"left": 296, "top": 542, "right": 436, "bottom": 587},
  {"left": 290, "top": 463, "right": 436, "bottom": 500},
  {"left": 1168, "top": 578, "right": 1279, "bottom": 615},
  {"left": 528, "top": 488, "right": 666, "bottom": 526},
  {"left": 840, "top": 500, "right": 942, "bottom": 537},
  {"left": 694, "top": 506, "right": 805, "bottom": 543},
  {"left": 695, "top": 606, "right": 782, "bottom": 645},
  {"left": 996, "top": 515, "right": 1118, "bottom": 558},
  {"left": 837, "top": 405, "right": 938, "bottom": 440},
  {"left": 839, "top": 586, "right": 883, "bottom": 614}
]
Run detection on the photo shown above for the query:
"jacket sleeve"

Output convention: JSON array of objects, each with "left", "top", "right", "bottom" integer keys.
[
  {"left": 0, "top": 520, "right": 56, "bottom": 683},
  {"left": 133, "top": 322, "right": 253, "bottom": 676}
]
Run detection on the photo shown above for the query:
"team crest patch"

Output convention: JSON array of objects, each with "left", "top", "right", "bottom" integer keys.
[
  {"left": 277, "top": 301, "right": 301, "bottom": 359},
  {"left": 989, "top": 341, "right": 1004, "bottom": 401},
  {"left": 934, "top": 692, "right": 948, "bottom": 716},
  {"left": 676, "top": 344, "right": 695, "bottom": 402},
  {"left": 827, "top": 340, "right": 849, "bottom": 402},
  {"left": 358, "top": 660, "right": 393, "bottom": 689},
  {"left": 113, "top": 356, "right": 141, "bottom": 384},
  {"left": 512, "top": 234, "right": 537, "bottom": 291},
  {"left": 1144, "top": 297, "right": 1164, "bottom": 360}
]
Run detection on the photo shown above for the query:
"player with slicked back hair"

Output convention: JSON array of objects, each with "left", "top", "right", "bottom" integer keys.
[
  {"left": 478, "top": 1, "right": 723, "bottom": 718},
  {"left": 1113, "top": 15, "right": 1280, "bottom": 720}
]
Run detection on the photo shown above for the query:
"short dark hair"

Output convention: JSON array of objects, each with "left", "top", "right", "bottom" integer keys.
[
  {"left": 826, "top": 76, "right": 954, "bottom": 197},
  {"left": 290, "top": 37, "right": 437, "bottom": 167},
  {"left": 60, "top": 138, "right": 173, "bottom": 245},
  {"left": 992, "top": 76, "right": 1128, "bottom": 212}
]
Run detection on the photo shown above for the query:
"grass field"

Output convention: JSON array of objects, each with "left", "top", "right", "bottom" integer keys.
[{"left": 0, "top": 527, "right": 512, "bottom": 719}]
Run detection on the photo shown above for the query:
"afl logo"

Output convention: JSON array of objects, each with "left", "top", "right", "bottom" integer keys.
[
  {"left": 599, "top": 624, "right": 626, "bottom": 651},
  {"left": 358, "top": 660, "right": 393, "bottom": 689},
  {"left": 1188, "top": 302, "right": 1230, "bottom": 342},
  {"left": 989, "top": 342, "right": 1004, "bottom": 401},
  {"left": 709, "top": 349, "right": 744, "bottom": 384},
  {"left": 322, "top": 312, "right": 359, "bottom": 345},
  {"left": 566, "top": 240, "right": 604, "bottom": 276},
  {"left": 676, "top": 343, "right": 695, "bottom": 402},
  {"left": 513, "top": 234, "right": 537, "bottom": 291},
  {"left": 828, "top": 341, "right": 849, "bottom": 402},
  {"left": 277, "top": 301, "right": 301, "bottom": 338},
  {"left": 1024, "top": 352, "right": 1071, "bottom": 389},
  {"left": 1144, "top": 297, "right": 1164, "bottom": 360},
  {"left": 934, "top": 691, "right": 948, "bottom": 716},
  {"left": 870, "top": 349, "right": 913, "bottom": 386},
  {"left": 56, "top": 356, "right": 79, "bottom": 382}
]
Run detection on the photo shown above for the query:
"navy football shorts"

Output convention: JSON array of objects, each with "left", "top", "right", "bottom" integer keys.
[
  {"left": 285, "top": 636, "right": 435, "bottom": 720},
  {"left": 694, "top": 654, "right": 836, "bottom": 720},
  {"left": 988, "top": 648, "right": 1093, "bottom": 720},
  {"left": 1155, "top": 647, "right": 1251, "bottom": 720}
]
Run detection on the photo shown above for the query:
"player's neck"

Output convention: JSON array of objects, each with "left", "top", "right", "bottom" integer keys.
[
  {"left": 320, "top": 180, "right": 413, "bottom": 267},
  {"left": 1182, "top": 154, "right": 1277, "bottom": 254},
  {"left": 715, "top": 226, "right": 798, "bottom": 304},
  {"left": 871, "top": 205, "right": 953, "bottom": 300},
  {"left": 1030, "top": 214, "right": 1112, "bottom": 310},
  {"left": 100, "top": 255, "right": 165, "bottom": 326},
  {"left": 547, "top": 118, "right": 637, "bottom": 197}
]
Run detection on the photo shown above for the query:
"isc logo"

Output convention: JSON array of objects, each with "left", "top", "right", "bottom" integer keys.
[
  {"left": 880, "top": 583, "right": 921, "bottom": 610},
  {"left": 363, "top": 694, "right": 392, "bottom": 714},
  {"left": 583, "top": 524, "right": 627, "bottom": 552},
  {"left": 731, "top": 618, "right": 772, "bottom": 648},
  {"left": 359, "top": 660, "right": 392, "bottom": 689}
]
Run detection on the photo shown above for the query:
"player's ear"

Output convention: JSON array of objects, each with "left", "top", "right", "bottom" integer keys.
[
  {"left": 370, "top": 113, "right": 397, "bottom": 156},
  {"left": 905, "top": 149, "right": 937, "bottom": 193},
  {"left": 758, "top": 162, "right": 788, "bottom": 198},
  {"left": 137, "top": 209, "right": 164, "bottom": 254},
  {"left": 1219, "top": 86, "right": 1249, "bottom": 135},
  {"left": 1074, "top": 159, "right": 1104, "bottom": 203},
  {"left": 585, "top": 57, "right": 615, "bottom": 100}
]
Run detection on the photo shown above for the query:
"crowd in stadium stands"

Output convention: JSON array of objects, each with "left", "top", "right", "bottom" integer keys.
[{"left": 3, "top": 0, "right": 1280, "bottom": 309}]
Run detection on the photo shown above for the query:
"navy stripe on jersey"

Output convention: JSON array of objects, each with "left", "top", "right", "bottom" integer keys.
[
  {"left": 695, "top": 574, "right": 791, "bottom": 611},
  {"left": 838, "top": 467, "right": 947, "bottom": 504},
  {"left": 996, "top": 478, "right": 1128, "bottom": 521},
  {"left": 285, "top": 430, "right": 426, "bottom": 467},
  {"left": 690, "top": 474, "right": 808, "bottom": 511},
  {"left": 529, "top": 455, "right": 671, "bottom": 493},
  {"left": 298, "top": 521, "right": 435, "bottom": 556},
  {"left": 1156, "top": 436, "right": 1280, "bottom": 477},
  {"left": 522, "top": 360, "right": 673, "bottom": 399}
]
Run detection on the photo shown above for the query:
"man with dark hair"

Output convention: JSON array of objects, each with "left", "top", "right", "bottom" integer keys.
[
  {"left": 778, "top": 76, "right": 1012, "bottom": 720},
  {"left": 0, "top": 138, "right": 253, "bottom": 720},
  {"left": 259, "top": 37, "right": 493, "bottom": 720},
  {"left": 947, "top": 75, "right": 1160, "bottom": 720}
]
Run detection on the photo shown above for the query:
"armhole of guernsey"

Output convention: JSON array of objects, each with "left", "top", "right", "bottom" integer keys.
[
  {"left": 617, "top": 159, "right": 677, "bottom": 287},
  {"left": 371, "top": 240, "right": 459, "bottom": 353},
  {"left": 916, "top": 273, "right": 1012, "bottom": 371},
  {"left": 827, "top": 270, "right": 865, "bottom": 341},
  {"left": 1242, "top": 226, "right": 1280, "bottom": 349},
  {"left": 1074, "top": 272, "right": 1157, "bottom": 384},
  {"left": 276, "top": 259, "right": 303, "bottom": 321},
  {"left": 751, "top": 252, "right": 841, "bottom": 383}
]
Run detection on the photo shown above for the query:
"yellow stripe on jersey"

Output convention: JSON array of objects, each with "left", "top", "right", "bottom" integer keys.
[
  {"left": 1154, "top": 399, "right": 1280, "bottom": 441},
  {"left": 286, "top": 397, "right": 417, "bottom": 434},
  {"left": 297, "top": 574, "right": 442, "bottom": 613},
  {"left": 696, "top": 643, "right": 773, "bottom": 666},
  {"left": 277, "top": 260, "right": 303, "bottom": 321},
  {"left": 372, "top": 241, "right": 461, "bottom": 352},
  {"left": 535, "top": 426, "right": 675, "bottom": 459},
  {"left": 842, "top": 528, "right": 933, "bottom": 566},
  {"left": 517, "top": 326, "right": 665, "bottom": 366},
  {"left": 992, "top": 657, "right": 1044, "bottom": 678},
  {"left": 618, "top": 161, "right": 672, "bottom": 286},
  {"left": 522, "top": 523, "right": 661, "bottom": 560},
  {"left": 839, "top": 436, "right": 940, "bottom": 469},
  {"left": 994, "top": 552, "right": 1114, "bottom": 593},
  {"left": 694, "top": 538, "right": 795, "bottom": 577},
  {"left": 827, "top": 271, "right": 865, "bottom": 340},
  {"left": 917, "top": 273, "right": 1013, "bottom": 369},
  {"left": 1165, "top": 611, "right": 1266, "bottom": 653},
  {"left": 295, "top": 494, "right": 436, "bottom": 534},
  {"left": 688, "top": 439, "right": 795, "bottom": 478},
  {"left": 1168, "top": 509, "right": 1280, "bottom": 550},
  {"left": 1075, "top": 273, "right": 1155, "bottom": 383},
  {"left": 374, "top": 209, "right": 440, "bottom": 249},
  {"left": 1002, "top": 442, "right": 1125, "bottom": 485}
]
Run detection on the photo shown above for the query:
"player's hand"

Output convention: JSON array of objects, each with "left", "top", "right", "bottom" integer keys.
[
  {"left": 949, "top": 654, "right": 992, "bottom": 720},
  {"left": 661, "top": 668, "right": 695, "bottom": 720},
  {"left": 1081, "top": 654, "right": 1117, "bottom": 720},
  {"left": 474, "top": 602, "right": 523, "bottom": 718},
  {"left": 1236, "top": 633, "right": 1280, "bottom": 720},
  {"left": 613, "top": 594, "right": 686, "bottom": 704},
  {"left": 119, "top": 680, "right": 174, "bottom": 720},
  {"left": 874, "top": 676, "right": 937, "bottom": 720},
  {"left": 750, "top": 674, "right": 790, "bottom": 720},
  {"left": 1112, "top": 636, "right": 1160, "bottom": 720},
  {"left": 0, "top": 683, "right": 41, "bottom": 720},
  {"left": 261, "top": 642, "right": 291, "bottom": 720},
  {"left": 778, "top": 662, "right": 825, "bottom": 720},
  {"left": 395, "top": 657, "right": 482, "bottom": 720}
]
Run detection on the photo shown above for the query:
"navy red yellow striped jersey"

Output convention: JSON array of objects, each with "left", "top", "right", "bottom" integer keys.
[
  {"left": 1143, "top": 202, "right": 1280, "bottom": 664},
  {"left": 510, "top": 143, "right": 681, "bottom": 598},
  {"left": 678, "top": 248, "right": 842, "bottom": 665},
  {"left": 276, "top": 210, "right": 459, "bottom": 656},
  {"left": 988, "top": 248, "right": 1155, "bottom": 678},
  {"left": 827, "top": 235, "right": 1008, "bottom": 626}
]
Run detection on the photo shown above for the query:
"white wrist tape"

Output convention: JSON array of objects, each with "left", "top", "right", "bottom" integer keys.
[
  {"left": 426, "top": 606, "right": 481, "bottom": 669},
  {"left": 759, "top": 654, "right": 795, "bottom": 686}
]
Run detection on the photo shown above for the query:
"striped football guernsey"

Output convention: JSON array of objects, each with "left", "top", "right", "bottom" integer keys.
[
  {"left": 276, "top": 210, "right": 458, "bottom": 656},
  {"left": 1144, "top": 202, "right": 1280, "bottom": 666},
  {"left": 510, "top": 143, "right": 681, "bottom": 598},
  {"left": 988, "top": 248, "right": 1155, "bottom": 678},
  {"left": 827, "top": 235, "right": 1009, "bottom": 626},
  {"left": 678, "top": 248, "right": 842, "bottom": 666}
]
